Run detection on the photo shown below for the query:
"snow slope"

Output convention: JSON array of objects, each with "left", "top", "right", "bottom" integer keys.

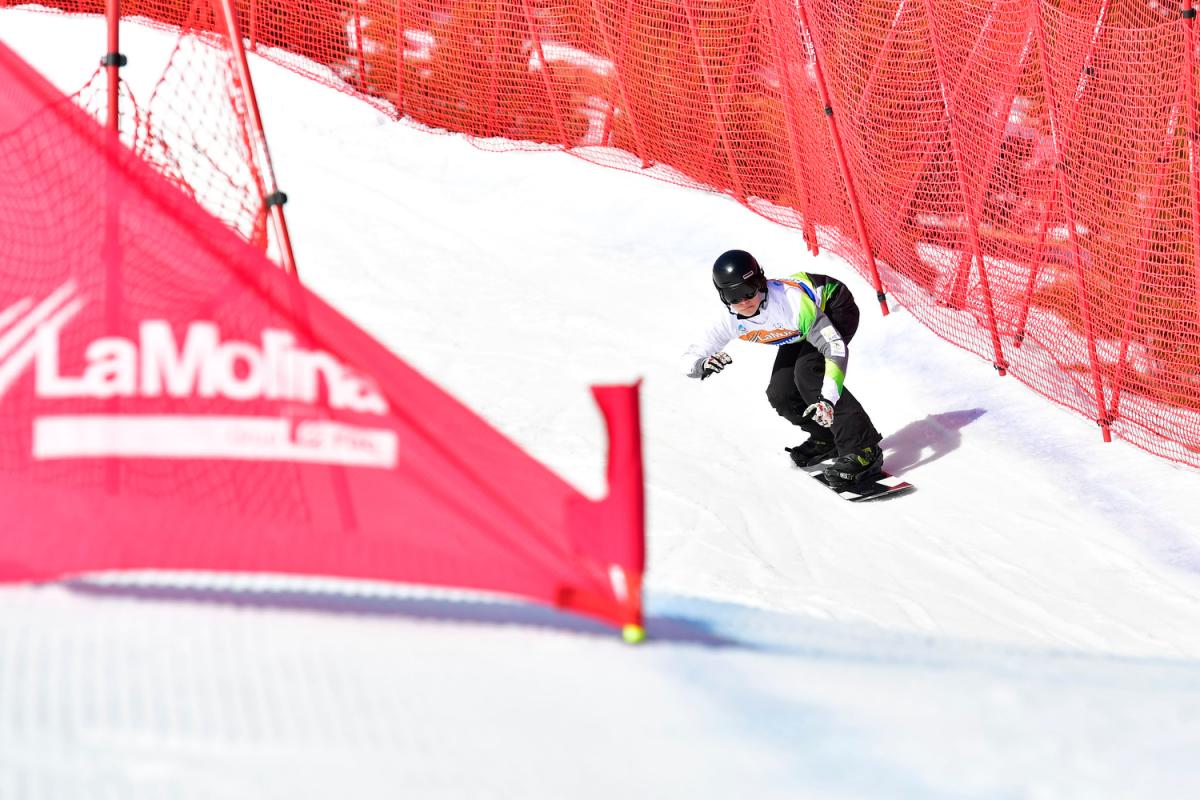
[{"left": 3, "top": 9, "right": 1200, "bottom": 798}]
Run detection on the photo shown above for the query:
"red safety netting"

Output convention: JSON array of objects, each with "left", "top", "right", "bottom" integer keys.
[
  {"left": 59, "top": 0, "right": 291, "bottom": 268},
  {"left": 10, "top": 0, "right": 1200, "bottom": 466},
  {"left": 0, "top": 40, "right": 645, "bottom": 632}
]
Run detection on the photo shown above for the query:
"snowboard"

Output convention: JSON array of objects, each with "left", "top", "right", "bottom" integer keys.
[{"left": 797, "top": 458, "right": 914, "bottom": 503}]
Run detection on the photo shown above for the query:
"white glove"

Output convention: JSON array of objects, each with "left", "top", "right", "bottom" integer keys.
[
  {"left": 700, "top": 352, "right": 732, "bottom": 380},
  {"left": 803, "top": 399, "right": 834, "bottom": 428}
]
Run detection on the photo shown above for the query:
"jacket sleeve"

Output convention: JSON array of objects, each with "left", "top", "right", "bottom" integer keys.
[
  {"left": 682, "top": 318, "right": 735, "bottom": 378},
  {"left": 804, "top": 312, "right": 848, "bottom": 403}
]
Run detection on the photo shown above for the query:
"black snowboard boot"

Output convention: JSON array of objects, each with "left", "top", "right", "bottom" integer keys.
[
  {"left": 787, "top": 437, "right": 837, "bottom": 468},
  {"left": 823, "top": 444, "right": 883, "bottom": 487}
]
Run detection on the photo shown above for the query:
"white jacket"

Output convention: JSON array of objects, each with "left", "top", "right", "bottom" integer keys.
[{"left": 682, "top": 273, "right": 850, "bottom": 404}]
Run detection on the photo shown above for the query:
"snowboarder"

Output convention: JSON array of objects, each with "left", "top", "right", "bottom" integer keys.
[{"left": 683, "top": 249, "right": 885, "bottom": 487}]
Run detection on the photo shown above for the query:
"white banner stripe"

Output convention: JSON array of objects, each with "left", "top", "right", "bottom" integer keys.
[
  {"left": 0, "top": 297, "right": 33, "bottom": 338},
  {"left": 32, "top": 414, "right": 398, "bottom": 469},
  {"left": 0, "top": 297, "right": 85, "bottom": 400},
  {"left": 0, "top": 280, "right": 76, "bottom": 364}
]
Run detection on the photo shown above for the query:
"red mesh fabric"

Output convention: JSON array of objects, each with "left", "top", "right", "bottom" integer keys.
[
  {"left": 135, "top": 8, "right": 272, "bottom": 250},
  {"left": 48, "top": 0, "right": 275, "bottom": 255},
  {"left": 9, "top": 0, "right": 1200, "bottom": 466},
  {"left": 0, "top": 41, "right": 644, "bottom": 630}
]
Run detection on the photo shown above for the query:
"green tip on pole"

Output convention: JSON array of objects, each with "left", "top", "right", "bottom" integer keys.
[{"left": 622, "top": 624, "right": 646, "bottom": 645}]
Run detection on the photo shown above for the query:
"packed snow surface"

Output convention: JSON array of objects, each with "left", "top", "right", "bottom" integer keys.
[{"left": 3, "top": 9, "right": 1200, "bottom": 798}]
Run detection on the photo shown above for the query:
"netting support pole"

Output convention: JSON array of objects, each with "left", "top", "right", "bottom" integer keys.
[
  {"left": 104, "top": 0, "right": 122, "bottom": 134},
  {"left": 1032, "top": 2, "right": 1109, "bottom": 441},
  {"left": 1012, "top": 0, "right": 1107, "bottom": 346},
  {"left": 766, "top": 0, "right": 817, "bottom": 254},
  {"left": 394, "top": 0, "right": 406, "bottom": 114},
  {"left": 888, "top": 4, "right": 1006, "bottom": 308},
  {"left": 486, "top": 5, "right": 502, "bottom": 135},
  {"left": 102, "top": 0, "right": 124, "bottom": 492},
  {"left": 698, "top": 23, "right": 751, "bottom": 186},
  {"left": 519, "top": 0, "right": 570, "bottom": 146},
  {"left": 248, "top": 0, "right": 257, "bottom": 51},
  {"left": 921, "top": 0, "right": 1007, "bottom": 373},
  {"left": 852, "top": 0, "right": 911, "bottom": 119},
  {"left": 352, "top": 6, "right": 368, "bottom": 91},
  {"left": 681, "top": 0, "right": 747, "bottom": 201},
  {"left": 1012, "top": 200, "right": 1051, "bottom": 347},
  {"left": 1183, "top": 2, "right": 1200, "bottom": 335},
  {"left": 1108, "top": 95, "right": 1181, "bottom": 422},
  {"left": 941, "top": 22, "right": 1030, "bottom": 311},
  {"left": 796, "top": 0, "right": 888, "bottom": 315},
  {"left": 216, "top": 0, "right": 299, "bottom": 277},
  {"left": 591, "top": 0, "right": 649, "bottom": 165}
]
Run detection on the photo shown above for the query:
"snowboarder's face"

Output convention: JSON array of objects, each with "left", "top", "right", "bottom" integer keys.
[{"left": 730, "top": 291, "right": 763, "bottom": 316}]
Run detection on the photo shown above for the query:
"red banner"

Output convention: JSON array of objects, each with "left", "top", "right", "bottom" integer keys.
[{"left": 0, "top": 42, "right": 644, "bottom": 632}]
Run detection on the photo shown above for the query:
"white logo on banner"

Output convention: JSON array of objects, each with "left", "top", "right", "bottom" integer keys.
[{"left": 0, "top": 281, "right": 398, "bottom": 468}]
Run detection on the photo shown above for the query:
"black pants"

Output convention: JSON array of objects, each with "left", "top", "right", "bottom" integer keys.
[{"left": 764, "top": 304, "right": 882, "bottom": 455}]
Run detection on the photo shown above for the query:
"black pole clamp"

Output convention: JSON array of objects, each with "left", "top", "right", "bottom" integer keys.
[
  {"left": 265, "top": 191, "right": 289, "bottom": 208},
  {"left": 823, "top": 105, "right": 834, "bottom": 117},
  {"left": 100, "top": 52, "right": 127, "bottom": 68},
  {"left": 1183, "top": 7, "right": 1197, "bottom": 19}
]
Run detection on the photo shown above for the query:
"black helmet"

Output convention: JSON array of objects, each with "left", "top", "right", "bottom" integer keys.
[{"left": 712, "top": 249, "right": 766, "bottom": 305}]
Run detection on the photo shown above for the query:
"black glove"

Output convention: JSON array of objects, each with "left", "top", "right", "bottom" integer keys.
[{"left": 700, "top": 352, "right": 732, "bottom": 380}]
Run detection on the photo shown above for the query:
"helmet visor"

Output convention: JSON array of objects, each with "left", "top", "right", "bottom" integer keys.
[{"left": 719, "top": 283, "right": 760, "bottom": 305}]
